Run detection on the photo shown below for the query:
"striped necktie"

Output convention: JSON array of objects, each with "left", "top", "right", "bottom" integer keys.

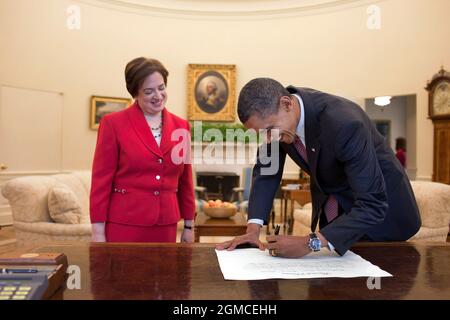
[{"left": 293, "top": 136, "right": 338, "bottom": 223}]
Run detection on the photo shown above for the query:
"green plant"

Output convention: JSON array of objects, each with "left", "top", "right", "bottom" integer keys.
[{"left": 190, "top": 121, "right": 260, "bottom": 143}]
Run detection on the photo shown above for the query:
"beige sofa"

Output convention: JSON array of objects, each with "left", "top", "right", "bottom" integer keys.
[
  {"left": 1, "top": 171, "right": 92, "bottom": 245},
  {"left": 293, "top": 181, "right": 450, "bottom": 242}
]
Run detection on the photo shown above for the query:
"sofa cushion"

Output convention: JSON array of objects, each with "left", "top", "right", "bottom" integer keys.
[
  {"left": 2, "top": 176, "right": 56, "bottom": 223},
  {"left": 410, "top": 181, "right": 450, "bottom": 228},
  {"left": 48, "top": 183, "right": 82, "bottom": 224},
  {"left": 53, "top": 173, "right": 90, "bottom": 224}
]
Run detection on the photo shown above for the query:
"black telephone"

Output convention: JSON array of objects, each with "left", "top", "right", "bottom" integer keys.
[
  {"left": 0, "top": 252, "right": 68, "bottom": 300},
  {"left": 0, "top": 272, "right": 48, "bottom": 300}
]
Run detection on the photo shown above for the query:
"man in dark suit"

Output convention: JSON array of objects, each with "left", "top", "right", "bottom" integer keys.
[{"left": 217, "top": 78, "right": 421, "bottom": 257}]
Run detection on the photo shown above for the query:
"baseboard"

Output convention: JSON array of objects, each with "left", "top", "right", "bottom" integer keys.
[
  {"left": 415, "top": 175, "right": 432, "bottom": 182},
  {"left": 406, "top": 167, "right": 417, "bottom": 180},
  {"left": 0, "top": 239, "right": 16, "bottom": 246},
  {"left": 0, "top": 206, "right": 13, "bottom": 226}
]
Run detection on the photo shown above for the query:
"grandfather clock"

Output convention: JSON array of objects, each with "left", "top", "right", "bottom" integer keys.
[{"left": 425, "top": 67, "right": 450, "bottom": 184}]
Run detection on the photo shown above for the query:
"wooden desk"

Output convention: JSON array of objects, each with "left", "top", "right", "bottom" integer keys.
[
  {"left": 3, "top": 242, "right": 449, "bottom": 300},
  {"left": 280, "top": 188, "right": 312, "bottom": 234},
  {"left": 194, "top": 212, "right": 247, "bottom": 242}
]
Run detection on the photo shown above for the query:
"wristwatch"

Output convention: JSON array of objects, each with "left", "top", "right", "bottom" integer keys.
[
  {"left": 184, "top": 225, "right": 193, "bottom": 230},
  {"left": 308, "top": 233, "right": 321, "bottom": 252}
]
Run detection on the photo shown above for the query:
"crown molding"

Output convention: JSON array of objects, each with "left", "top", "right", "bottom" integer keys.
[{"left": 76, "top": 0, "right": 385, "bottom": 20}]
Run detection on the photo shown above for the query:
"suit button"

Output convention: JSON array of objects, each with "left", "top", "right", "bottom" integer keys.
[
  {"left": 154, "top": 191, "right": 160, "bottom": 196},
  {"left": 156, "top": 175, "right": 161, "bottom": 180},
  {"left": 158, "top": 159, "right": 163, "bottom": 164}
]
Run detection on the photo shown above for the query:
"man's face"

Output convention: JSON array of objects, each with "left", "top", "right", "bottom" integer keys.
[
  {"left": 206, "top": 82, "right": 216, "bottom": 95},
  {"left": 243, "top": 96, "right": 299, "bottom": 144}
]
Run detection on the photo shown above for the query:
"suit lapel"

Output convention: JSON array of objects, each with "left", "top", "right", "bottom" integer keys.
[
  {"left": 127, "top": 102, "right": 163, "bottom": 157},
  {"left": 288, "top": 86, "right": 325, "bottom": 194},
  {"left": 305, "top": 136, "right": 322, "bottom": 193},
  {"left": 159, "top": 108, "right": 175, "bottom": 155},
  {"left": 287, "top": 87, "right": 328, "bottom": 231}
]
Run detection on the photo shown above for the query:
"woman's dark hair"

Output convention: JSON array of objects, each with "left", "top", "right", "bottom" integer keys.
[
  {"left": 395, "top": 137, "right": 406, "bottom": 151},
  {"left": 125, "top": 57, "right": 169, "bottom": 97}
]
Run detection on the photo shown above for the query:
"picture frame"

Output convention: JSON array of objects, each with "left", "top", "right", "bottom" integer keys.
[
  {"left": 373, "top": 120, "right": 391, "bottom": 148},
  {"left": 90, "top": 96, "right": 132, "bottom": 130},
  {"left": 187, "top": 64, "right": 236, "bottom": 122}
]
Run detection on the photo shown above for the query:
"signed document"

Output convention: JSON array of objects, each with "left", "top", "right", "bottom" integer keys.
[{"left": 215, "top": 249, "right": 392, "bottom": 280}]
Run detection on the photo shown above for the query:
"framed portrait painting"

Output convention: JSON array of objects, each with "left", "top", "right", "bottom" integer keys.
[
  {"left": 187, "top": 64, "right": 236, "bottom": 122},
  {"left": 90, "top": 96, "right": 132, "bottom": 130}
]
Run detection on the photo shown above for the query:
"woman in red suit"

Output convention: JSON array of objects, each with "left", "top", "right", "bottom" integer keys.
[{"left": 90, "top": 57, "right": 195, "bottom": 243}]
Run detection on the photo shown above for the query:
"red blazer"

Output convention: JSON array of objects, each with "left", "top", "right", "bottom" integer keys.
[{"left": 90, "top": 102, "right": 195, "bottom": 226}]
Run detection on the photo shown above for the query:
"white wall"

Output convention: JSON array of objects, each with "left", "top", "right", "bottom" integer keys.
[{"left": 1, "top": 0, "right": 449, "bottom": 181}]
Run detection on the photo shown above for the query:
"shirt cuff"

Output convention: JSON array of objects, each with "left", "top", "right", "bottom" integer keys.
[
  {"left": 327, "top": 241, "right": 335, "bottom": 251},
  {"left": 247, "top": 218, "right": 264, "bottom": 226}
]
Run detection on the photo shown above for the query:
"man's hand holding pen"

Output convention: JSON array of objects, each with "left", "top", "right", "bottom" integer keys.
[
  {"left": 217, "top": 222, "right": 330, "bottom": 258},
  {"left": 267, "top": 235, "right": 312, "bottom": 258},
  {"left": 267, "top": 224, "right": 317, "bottom": 258},
  {"left": 267, "top": 231, "right": 329, "bottom": 258}
]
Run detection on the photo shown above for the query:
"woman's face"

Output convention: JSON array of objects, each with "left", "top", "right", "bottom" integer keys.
[{"left": 135, "top": 72, "right": 167, "bottom": 115}]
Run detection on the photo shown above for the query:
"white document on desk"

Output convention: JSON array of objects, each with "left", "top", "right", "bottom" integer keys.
[{"left": 215, "top": 249, "right": 392, "bottom": 280}]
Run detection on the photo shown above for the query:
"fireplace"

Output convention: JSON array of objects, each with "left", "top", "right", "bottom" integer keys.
[{"left": 196, "top": 171, "right": 239, "bottom": 202}]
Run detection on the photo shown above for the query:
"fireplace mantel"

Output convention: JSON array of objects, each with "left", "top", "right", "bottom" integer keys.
[{"left": 191, "top": 142, "right": 259, "bottom": 176}]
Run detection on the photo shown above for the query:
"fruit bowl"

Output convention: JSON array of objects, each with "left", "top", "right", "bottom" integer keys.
[
  {"left": 203, "top": 200, "right": 237, "bottom": 219},
  {"left": 203, "top": 207, "right": 237, "bottom": 219}
]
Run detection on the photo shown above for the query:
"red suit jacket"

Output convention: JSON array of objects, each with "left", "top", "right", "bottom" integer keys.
[{"left": 90, "top": 102, "right": 195, "bottom": 226}]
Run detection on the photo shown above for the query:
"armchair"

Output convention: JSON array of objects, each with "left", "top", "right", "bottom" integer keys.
[
  {"left": 230, "top": 167, "right": 253, "bottom": 215},
  {"left": 192, "top": 168, "right": 208, "bottom": 213}
]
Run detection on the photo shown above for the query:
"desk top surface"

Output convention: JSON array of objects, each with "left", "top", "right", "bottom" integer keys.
[{"left": 4, "top": 242, "right": 450, "bottom": 300}]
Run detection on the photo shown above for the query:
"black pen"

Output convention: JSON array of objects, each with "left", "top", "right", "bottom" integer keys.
[
  {"left": 1, "top": 268, "right": 38, "bottom": 274},
  {"left": 274, "top": 224, "right": 280, "bottom": 235}
]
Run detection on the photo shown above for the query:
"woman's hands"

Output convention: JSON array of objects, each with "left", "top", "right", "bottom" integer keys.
[
  {"left": 181, "top": 219, "right": 195, "bottom": 243},
  {"left": 91, "top": 223, "right": 106, "bottom": 242},
  {"left": 181, "top": 228, "right": 195, "bottom": 243}
]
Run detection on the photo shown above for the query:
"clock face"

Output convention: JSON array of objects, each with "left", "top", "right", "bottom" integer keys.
[{"left": 433, "top": 81, "right": 450, "bottom": 115}]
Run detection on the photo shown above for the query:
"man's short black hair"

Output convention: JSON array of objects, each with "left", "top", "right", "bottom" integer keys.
[{"left": 237, "top": 78, "right": 290, "bottom": 123}]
